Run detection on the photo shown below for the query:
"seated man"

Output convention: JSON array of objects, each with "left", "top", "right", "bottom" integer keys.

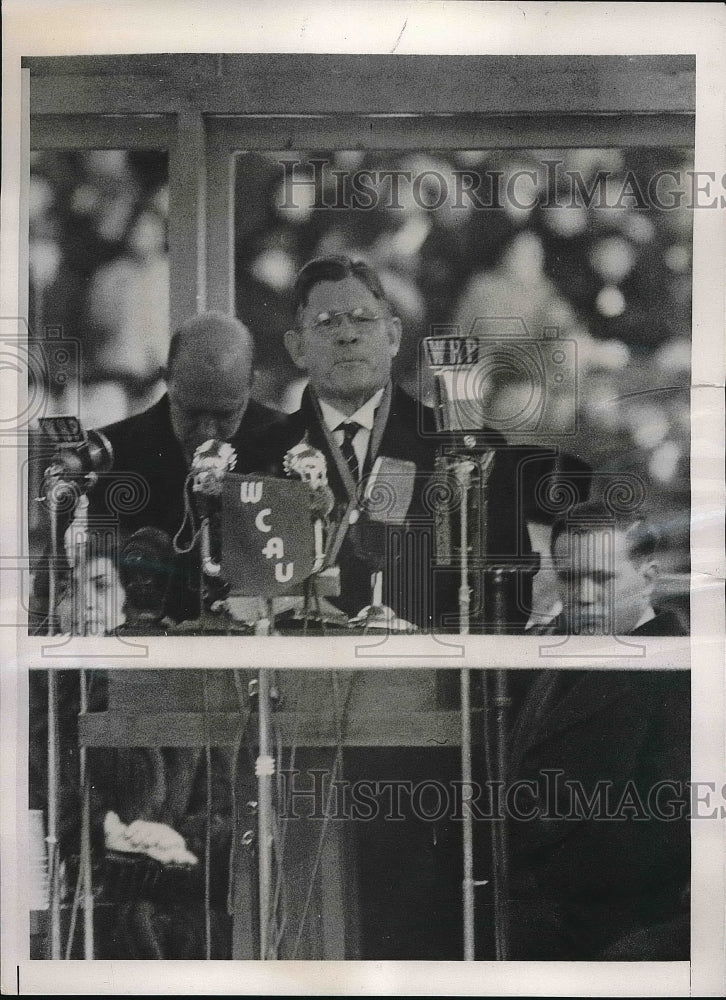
[
  {"left": 535, "top": 499, "right": 687, "bottom": 636},
  {"left": 504, "top": 502, "right": 690, "bottom": 959}
]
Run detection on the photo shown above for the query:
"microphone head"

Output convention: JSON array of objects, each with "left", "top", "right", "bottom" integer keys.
[
  {"left": 191, "top": 439, "right": 237, "bottom": 495},
  {"left": 284, "top": 440, "right": 329, "bottom": 488},
  {"left": 39, "top": 418, "right": 114, "bottom": 477},
  {"left": 284, "top": 440, "right": 334, "bottom": 517}
]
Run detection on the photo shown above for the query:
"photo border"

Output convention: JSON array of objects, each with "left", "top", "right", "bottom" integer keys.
[{"left": 2, "top": 2, "right": 724, "bottom": 995}]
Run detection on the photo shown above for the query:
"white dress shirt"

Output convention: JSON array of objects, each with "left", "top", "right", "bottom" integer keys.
[{"left": 318, "top": 388, "right": 385, "bottom": 478}]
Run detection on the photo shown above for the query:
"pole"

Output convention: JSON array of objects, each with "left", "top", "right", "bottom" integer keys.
[
  {"left": 257, "top": 606, "right": 275, "bottom": 959},
  {"left": 47, "top": 667, "right": 61, "bottom": 959},
  {"left": 453, "top": 457, "right": 476, "bottom": 959},
  {"left": 47, "top": 489, "right": 59, "bottom": 637},
  {"left": 79, "top": 669, "right": 94, "bottom": 958},
  {"left": 453, "top": 458, "right": 474, "bottom": 634},
  {"left": 460, "top": 668, "right": 475, "bottom": 960},
  {"left": 492, "top": 667, "right": 510, "bottom": 961}
]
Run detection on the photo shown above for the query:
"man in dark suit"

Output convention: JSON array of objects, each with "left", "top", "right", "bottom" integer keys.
[
  {"left": 238, "top": 254, "right": 534, "bottom": 959},
  {"left": 504, "top": 503, "right": 690, "bottom": 959},
  {"left": 264, "top": 254, "right": 531, "bottom": 631},
  {"left": 89, "top": 311, "right": 285, "bottom": 623}
]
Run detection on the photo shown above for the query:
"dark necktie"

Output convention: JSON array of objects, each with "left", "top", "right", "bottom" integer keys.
[{"left": 336, "top": 420, "right": 362, "bottom": 483}]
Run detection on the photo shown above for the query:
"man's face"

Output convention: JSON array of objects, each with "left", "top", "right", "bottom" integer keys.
[
  {"left": 167, "top": 348, "right": 252, "bottom": 460},
  {"left": 553, "top": 527, "right": 656, "bottom": 635},
  {"left": 284, "top": 276, "right": 401, "bottom": 413}
]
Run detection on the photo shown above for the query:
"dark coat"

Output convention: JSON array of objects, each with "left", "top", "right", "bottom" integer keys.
[
  {"left": 89, "top": 394, "right": 286, "bottom": 623},
  {"left": 505, "top": 611, "right": 690, "bottom": 958},
  {"left": 258, "top": 384, "right": 533, "bottom": 630}
]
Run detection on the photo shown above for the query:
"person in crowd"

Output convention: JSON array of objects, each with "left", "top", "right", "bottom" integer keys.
[
  {"left": 52, "top": 535, "right": 124, "bottom": 637},
  {"left": 504, "top": 502, "right": 690, "bottom": 959},
  {"left": 260, "top": 253, "right": 532, "bottom": 631}
]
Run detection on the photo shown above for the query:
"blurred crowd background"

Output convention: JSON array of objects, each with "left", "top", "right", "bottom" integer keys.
[{"left": 28, "top": 146, "right": 692, "bottom": 575}]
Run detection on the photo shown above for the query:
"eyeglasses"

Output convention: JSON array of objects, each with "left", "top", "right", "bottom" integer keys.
[{"left": 309, "top": 307, "right": 383, "bottom": 333}]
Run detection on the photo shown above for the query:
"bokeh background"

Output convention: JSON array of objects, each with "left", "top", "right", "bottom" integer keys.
[{"left": 28, "top": 147, "right": 692, "bottom": 577}]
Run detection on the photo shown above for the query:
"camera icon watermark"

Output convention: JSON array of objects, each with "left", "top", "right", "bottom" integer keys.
[
  {"left": 421, "top": 317, "right": 578, "bottom": 439},
  {"left": 0, "top": 318, "right": 81, "bottom": 437}
]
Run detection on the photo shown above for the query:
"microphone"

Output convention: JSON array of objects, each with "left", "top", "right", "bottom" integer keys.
[
  {"left": 284, "top": 439, "right": 334, "bottom": 572},
  {"left": 190, "top": 439, "right": 237, "bottom": 576},
  {"left": 39, "top": 417, "right": 113, "bottom": 502}
]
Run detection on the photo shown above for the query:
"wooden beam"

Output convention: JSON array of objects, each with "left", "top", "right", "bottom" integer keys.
[
  {"left": 205, "top": 134, "right": 235, "bottom": 314},
  {"left": 168, "top": 110, "right": 206, "bottom": 326},
  {"left": 30, "top": 115, "right": 174, "bottom": 150},
  {"left": 209, "top": 112, "right": 695, "bottom": 151},
  {"left": 25, "top": 55, "right": 695, "bottom": 117},
  {"left": 79, "top": 709, "right": 478, "bottom": 747}
]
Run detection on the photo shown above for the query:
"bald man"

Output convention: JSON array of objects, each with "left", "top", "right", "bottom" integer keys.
[{"left": 88, "top": 312, "right": 285, "bottom": 623}]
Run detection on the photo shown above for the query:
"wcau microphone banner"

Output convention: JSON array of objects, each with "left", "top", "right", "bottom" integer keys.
[{"left": 221, "top": 474, "right": 316, "bottom": 597}]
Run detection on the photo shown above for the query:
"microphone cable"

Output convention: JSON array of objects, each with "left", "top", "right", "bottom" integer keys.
[
  {"left": 290, "top": 670, "right": 356, "bottom": 960},
  {"left": 172, "top": 472, "right": 201, "bottom": 556}
]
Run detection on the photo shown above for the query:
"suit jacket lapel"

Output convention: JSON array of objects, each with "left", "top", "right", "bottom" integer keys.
[
  {"left": 298, "top": 387, "right": 352, "bottom": 504},
  {"left": 367, "top": 380, "right": 392, "bottom": 469}
]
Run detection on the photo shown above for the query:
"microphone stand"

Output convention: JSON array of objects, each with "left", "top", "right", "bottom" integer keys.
[
  {"left": 67, "top": 493, "right": 96, "bottom": 957},
  {"left": 451, "top": 454, "right": 477, "bottom": 962},
  {"left": 41, "top": 465, "right": 78, "bottom": 959},
  {"left": 46, "top": 666, "right": 61, "bottom": 959},
  {"left": 257, "top": 667, "right": 273, "bottom": 959},
  {"left": 256, "top": 603, "right": 276, "bottom": 959},
  {"left": 43, "top": 464, "right": 73, "bottom": 638},
  {"left": 446, "top": 443, "right": 512, "bottom": 961},
  {"left": 458, "top": 456, "right": 513, "bottom": 962},
  {"left": 79, "top": 667, "right": 94, "bottom": 959}
]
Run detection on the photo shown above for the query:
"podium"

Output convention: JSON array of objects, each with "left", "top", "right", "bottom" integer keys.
[{"left": 78, "top": 668, "right": 487, "bottom": 959}]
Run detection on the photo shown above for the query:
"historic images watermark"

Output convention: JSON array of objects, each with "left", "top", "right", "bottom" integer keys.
[
  {"left": 277, "top": 158, "right": 726, "bottom": 212},
  {"left": 0, "top": 319, "right": 81, "bottom": 435},
  {"left": 274, "top": 768, "right": 722, "bottom": 823}
]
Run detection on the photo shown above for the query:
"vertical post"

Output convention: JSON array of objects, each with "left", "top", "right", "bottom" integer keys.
[
  {"left": 460, "top": 668, "right": 475, "bottom": 961},
  {"left": 257, "top": 664, "right": 273, "bottom": 960},
  {"left": 492, "top": 668, "right": 510, "bottom": 961},
  {"left": 70, "top": 495, "right": 88, "bottom": 636},
  {"left": 205, "top": 127, "right": 236, "bottom": 315},
  {"left": 79, "top": 669, "right": 93, "bottom": 959},
  {"left": 454, "top": 457, "right": 476, "bottom": 959},
  {"left": 168, "top": 110, "right": 207, "bottom": 328},
  {"left": 47, "top": 668, "right": 61, "bottom": 959},
  {"left": 454, "top": 459, "right": 474, "bottom": 635}
]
